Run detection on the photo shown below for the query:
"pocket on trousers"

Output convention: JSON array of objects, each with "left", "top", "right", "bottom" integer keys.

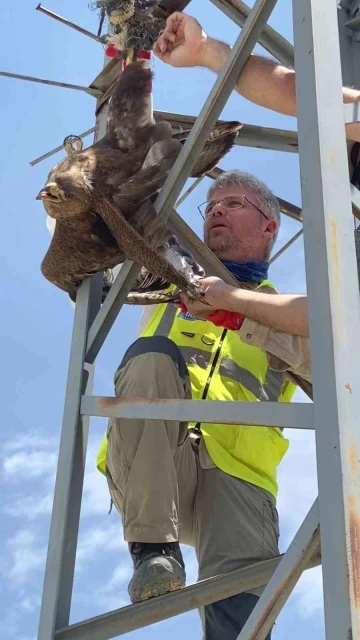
[
  {"left": 106, "top": 466, "right": 125, "bottom": 516},
  {"left": 262, "top": 499, "right": 280, "bottom": 559},
  {"left": 106, "top": 420, "right": 129, "bottom": 512}
]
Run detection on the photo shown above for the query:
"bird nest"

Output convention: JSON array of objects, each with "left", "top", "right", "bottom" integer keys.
[
  {"left": 92, "top": 0, "right": 165, "bottom": 53},
  {"left": 94, "top": 0, "right": 136, "bottom": 24}
]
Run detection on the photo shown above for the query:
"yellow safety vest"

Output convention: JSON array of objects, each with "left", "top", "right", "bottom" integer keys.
[{"left": 97, "top": 280, "right": 296, "bottom": 497}]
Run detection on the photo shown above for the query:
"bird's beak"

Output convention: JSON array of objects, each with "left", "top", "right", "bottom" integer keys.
[{"left": 36, "top": 182, "right": 61, "bottom": 202}]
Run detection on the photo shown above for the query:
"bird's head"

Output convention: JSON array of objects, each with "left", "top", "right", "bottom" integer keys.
[{"left": 36, "top": 158, "right": 94, "bottom": 219}]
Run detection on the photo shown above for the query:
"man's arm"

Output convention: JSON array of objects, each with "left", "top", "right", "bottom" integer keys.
[
  {"left": 239, "top": 318, "right": 312, "bottom": 381},
  {"left": 154, "top": 12, "right": 360, "bottom": 142},
  {"left": 182, "top": 276, "right": 309, "bottom": 337},
  {"left": 180, "top": 277, "right": 312, "bottom": 379}
]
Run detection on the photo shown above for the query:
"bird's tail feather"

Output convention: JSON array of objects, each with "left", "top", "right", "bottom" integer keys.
[{"left": 107, "top": 61, "right": 154, "bottom": 149}]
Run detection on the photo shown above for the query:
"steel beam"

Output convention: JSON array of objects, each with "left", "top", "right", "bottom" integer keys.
[
  {"left": 36, "top": 4, "right": 105, "bottom": 43},
  {"left": 293, "top": 0, "right": 360, "bottom": 638},
  {"left": 30, "top": 126, "right": 96, "bottom": 167},
  {"left": 175, "top": 176, "right": 205, "bottom": 207},
  {"left": 0, "top": 71, "right": 101, "bottom": 96},
  {"left": 54, "top": 553, "right": 321, "bottom": 640},
  {"left": 29, "top": 118, "right": 298, "bottom": 167},
  {"left": 269, "top": 228, "right": 303, "bottom": 264},
  {"left": 235, "top": 124, "right": 298, "bottom": 153},
  {"left": 81, "top": 396, "right": 314, "bottom": 429},
  {"left": 86, "top": 261, "right": 141, "bottom": 364},
  {"left": 37, "top": 274, "right": 102, "bottom": 639},
  {"left": 237, "top": 500, "right": 320, "bottom": 640},
  {"left": 210, "top": 0, "right": 294, "bottom": 68},
  {"left": 344, "top": 102, "right": 360, "bottom": 123}
]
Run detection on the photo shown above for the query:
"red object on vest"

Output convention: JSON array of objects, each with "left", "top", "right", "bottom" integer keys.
[{"left": 179, "top": 302, "right": 244, "bottom": 331}]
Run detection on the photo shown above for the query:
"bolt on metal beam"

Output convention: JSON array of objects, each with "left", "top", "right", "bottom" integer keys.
[
  {"left": 0, "top": 71, "right": 101, "bottom": 96},
  {"left": 36, "top": 4, "right": 105, "bottom": 43}
]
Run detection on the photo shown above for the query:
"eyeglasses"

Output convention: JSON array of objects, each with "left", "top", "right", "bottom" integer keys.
[{"left": 198, "top": 195, "right": 269, "bottom": 221}]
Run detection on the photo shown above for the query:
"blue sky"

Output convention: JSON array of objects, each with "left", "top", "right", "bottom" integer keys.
[{"left": 0, "top": 1, "right": 323, "bottom": 639}]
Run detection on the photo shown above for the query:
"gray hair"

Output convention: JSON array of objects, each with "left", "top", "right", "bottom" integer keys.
[{"left": 207, "top": 170, "right": 281, "bottom": 257}]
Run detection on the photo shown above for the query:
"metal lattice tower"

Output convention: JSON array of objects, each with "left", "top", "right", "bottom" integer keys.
[{"left": 14, "top": 0, "right": 360, "bottom": 638}]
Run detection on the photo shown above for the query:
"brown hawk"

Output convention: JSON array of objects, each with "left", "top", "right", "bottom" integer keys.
[{"left": 37, "top": 61, "right": 242, "bottom": 303}]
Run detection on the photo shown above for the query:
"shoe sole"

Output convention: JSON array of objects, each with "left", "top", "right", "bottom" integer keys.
[{"left": 138, "top": 577, "right": 184, "bottom": 601}]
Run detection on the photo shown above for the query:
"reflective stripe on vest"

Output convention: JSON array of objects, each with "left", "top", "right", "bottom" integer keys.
[{"left": 154, "top": 299, "right": 285, "bottom": 402}]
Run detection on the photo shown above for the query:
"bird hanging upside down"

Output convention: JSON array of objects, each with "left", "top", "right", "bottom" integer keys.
[{"left": 37, "top": 61, "right": 242, "bottom": 304}]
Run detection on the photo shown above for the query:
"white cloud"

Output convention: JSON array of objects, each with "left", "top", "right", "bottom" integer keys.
[
  {"left": 90, "top": 557, "right": 133, "bottom": 612},
  {"left": 2, "top": 450, "right": 57, "bottom": 481},
  {"left": 1, "top": 433, "right": 58, "bottom": 483},
  {"left": 7, "top": 529, "right": 46, "bottom": 585},
  {"left": 292, "top": 566, "right": 324, "bottom": 619},
  {"left": 76, "top": 522, "right": 127, "bottom": 567},
  {"left": 5, "top": 492, "right": 53, "bottom": 520},
  {"left": 2, "top": 433, "right": 57, "bottom": 454}
]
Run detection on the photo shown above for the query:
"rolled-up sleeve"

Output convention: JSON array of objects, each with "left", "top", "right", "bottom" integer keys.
[{"left": 238, "top": 318, "right": 312, "bottom": 381}]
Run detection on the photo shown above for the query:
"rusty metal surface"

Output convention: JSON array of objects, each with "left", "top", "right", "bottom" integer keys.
[
  {"left": 294, "top": 1, "right": 360, "bottom": 636},
  {"left": 80, "top": 395, "right": 314, "bottom": 429},
  {"left": 54, "top": 552, "right": 321, "bottom": 640}
]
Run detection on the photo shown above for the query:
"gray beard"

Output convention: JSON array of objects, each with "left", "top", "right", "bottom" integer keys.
[{"left": 205, "top": 237, "right": 256, "bottom": 261}]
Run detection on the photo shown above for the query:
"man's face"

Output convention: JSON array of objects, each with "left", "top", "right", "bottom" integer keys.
[{"left": 203, "top": 184, "right": 276, "bottom": 262}]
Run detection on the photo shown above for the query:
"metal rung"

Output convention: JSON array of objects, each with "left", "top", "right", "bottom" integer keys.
[
  {"left": 81, "top": 397, "right": 314, "bottom": 429},
  {"left": 344, "top": 102, "right": 360, "bottom": 123},
  {"left": 54, "top": 552, "right": 321, "bottom": 640}
]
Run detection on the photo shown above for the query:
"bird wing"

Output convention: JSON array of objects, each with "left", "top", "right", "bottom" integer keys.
[
  {"left": 172, "top": 121, "right": 243, "bottom": 176},
  {"left": 95, "top": 196, "right": 205, "bottom": 301}
]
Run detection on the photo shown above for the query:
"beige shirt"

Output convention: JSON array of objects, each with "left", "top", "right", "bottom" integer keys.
[{"left": 238, "top": 318, "right": 312, "bottom": 381}]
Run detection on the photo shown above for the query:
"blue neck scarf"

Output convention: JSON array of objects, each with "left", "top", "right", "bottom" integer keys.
[{"left": 221, "top": 260, "right": 269, "bottom": 283}]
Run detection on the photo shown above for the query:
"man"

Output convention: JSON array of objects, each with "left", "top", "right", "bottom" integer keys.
[{"left": 96, "top": 170, "right": 311, "bottom": 639}]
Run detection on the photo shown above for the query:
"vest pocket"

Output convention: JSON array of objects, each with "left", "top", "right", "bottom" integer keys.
[{"left": 231, "top": 426, "right": 287, "bottom": 481}]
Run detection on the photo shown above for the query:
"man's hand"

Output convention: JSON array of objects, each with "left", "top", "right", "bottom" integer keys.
[
  {"left": 153, "top": 12, "right": 209, "bottom": 67},
  {"left": 180, "top": 276, "right": 234, "bottom": 317}
]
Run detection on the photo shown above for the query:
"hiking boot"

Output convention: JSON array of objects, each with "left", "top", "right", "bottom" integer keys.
[{"left": 128, "top": 541, "right": 186, "bottom": 603}]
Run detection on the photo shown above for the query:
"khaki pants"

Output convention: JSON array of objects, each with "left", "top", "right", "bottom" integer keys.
[{"left": 106, "top": 336, "right": 279, "bottom": 591}]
